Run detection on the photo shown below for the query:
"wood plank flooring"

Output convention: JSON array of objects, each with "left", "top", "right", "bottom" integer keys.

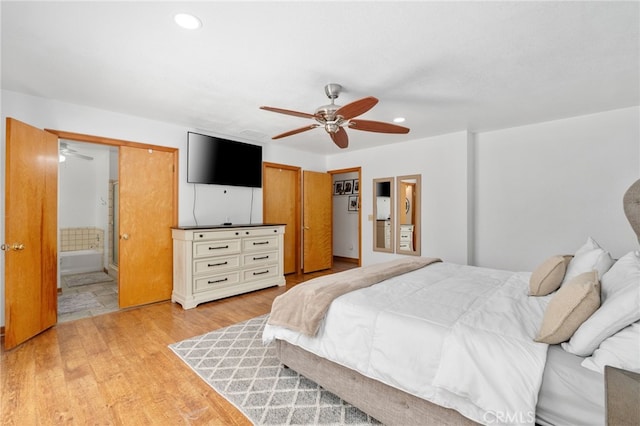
[{"left": 1, "top": 260, "right": 356, "bottom": 425}]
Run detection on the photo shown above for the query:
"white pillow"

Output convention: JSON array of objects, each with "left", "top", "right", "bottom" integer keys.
[
  {"left": 581, "top": 321, "right": 640, "bottom": 374},
  {"left": 562, "top": 251, "right": 640, "bottom": 356},
  {"left": 562, "top": 237, "right": 614, "bottom": 285}
]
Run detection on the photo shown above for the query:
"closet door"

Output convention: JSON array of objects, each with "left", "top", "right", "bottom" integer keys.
[
  {"left": 3, "top": 118, "right": 58, "bottom": 350},
  {"left": 263, "top": 162, "right": 300, "bottom": 274},
  {"left": 118, "top": 146, "right": 176, "bottom": 307},
  {"left": 302, "top": 170, "right": 333, "bottom": 272}
]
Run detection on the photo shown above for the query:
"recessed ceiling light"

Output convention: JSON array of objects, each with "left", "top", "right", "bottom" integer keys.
[
  {"left": 393, "top": 117, "right": 406, "bottom": 123},
  {"left": 174, "top": 13, "right": 202, "bottom": 30}
]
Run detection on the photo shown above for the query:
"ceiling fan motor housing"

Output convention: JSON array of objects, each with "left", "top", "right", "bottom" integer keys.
[{"left": 324, "top": 83, "right": 342, "bottom": 99}]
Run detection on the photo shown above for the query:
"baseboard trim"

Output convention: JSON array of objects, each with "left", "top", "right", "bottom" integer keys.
[{"left": 333, "top": 255, "right": 359, "bottom": 264}]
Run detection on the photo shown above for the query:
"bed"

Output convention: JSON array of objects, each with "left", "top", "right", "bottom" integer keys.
[{"left": 263, "top": 179, "right": 640, "bottom": 426}]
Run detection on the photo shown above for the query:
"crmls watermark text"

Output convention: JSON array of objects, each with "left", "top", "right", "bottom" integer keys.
[{"left": 483, "top": 410, "right": 535, "bottom": 424}]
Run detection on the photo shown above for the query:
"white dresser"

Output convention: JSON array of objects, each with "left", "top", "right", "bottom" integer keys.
[
  {"left": 172, "top": 224, "right": 285, "bottom": 309},
  {"left": 399, "top": 224, "right": 415, "bottom": 251}
]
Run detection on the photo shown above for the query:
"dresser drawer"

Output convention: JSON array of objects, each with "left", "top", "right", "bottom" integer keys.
[
  {"left": 243, "top": 251, "right": 278, "bottom": 267},
  {"left": 193, "top": 230, "right": 243, "bottom": 240},
  {"left": 193, "top": 254, "right": 240, "bottom": 275},
  {"left": 243, "top": 236, "right": 278, "bottom": 252},
  {"left": 236, "top": 227, "right": 282, "bottom": 238},
  {"left": 193, "top": 239, "right": 241, "bottom": 258},
  {"left": 399, "top": 232, "right": 412, "bottom": 241},
  {"left": 193, "top": 271, "right": 241, "bottom": 293},
  {"left": 243, "top": 265, "right": 280, "bottom": 283}
]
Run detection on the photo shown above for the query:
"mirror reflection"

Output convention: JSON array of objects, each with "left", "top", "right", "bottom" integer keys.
[
  {"left": 396, "top": 174, "right": 421, "bottom": 256},
  {"left": 373, "top": 177, "right": 394, "bottom": 252}
]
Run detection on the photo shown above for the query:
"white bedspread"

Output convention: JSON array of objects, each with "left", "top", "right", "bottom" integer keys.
[{"left": 263, "top": 262, "right": 551, "bottom": 425}]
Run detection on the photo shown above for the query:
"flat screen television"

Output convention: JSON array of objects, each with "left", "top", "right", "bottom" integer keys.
[{"left": 187, "top": 132, "right": 262, "bottom": 188}]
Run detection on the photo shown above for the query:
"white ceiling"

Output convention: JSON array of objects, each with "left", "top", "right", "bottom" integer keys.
[{"left": 2, "top": 1, "right": 638, "bottom": 155}]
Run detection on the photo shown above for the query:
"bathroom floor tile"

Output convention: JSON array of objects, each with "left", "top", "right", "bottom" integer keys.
[{"left": 58, "top": 273, "right": 119, "bottom": 323}]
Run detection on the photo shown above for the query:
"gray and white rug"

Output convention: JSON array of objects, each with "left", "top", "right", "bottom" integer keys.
[
  {"left": 63, "top": 271, "right": 114, "bottom": 287},
  {"left": 58, "top": 291, "right": 102, "bottom": 314},
  {"left": 169, "top": 315, "right": 381, "bottom": 425}
]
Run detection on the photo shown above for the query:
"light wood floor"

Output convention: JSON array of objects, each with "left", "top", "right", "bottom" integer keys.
[{"left": 1, "top": 260, "right": 357, "bottom": 425}]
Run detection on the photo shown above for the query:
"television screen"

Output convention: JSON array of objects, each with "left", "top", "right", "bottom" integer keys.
[{"left": 187, "top": 132, "right": 262, "bottom": 187}]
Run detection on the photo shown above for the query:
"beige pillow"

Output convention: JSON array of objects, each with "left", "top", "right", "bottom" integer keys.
[
  {"left": 529, "top": 255, "right": 573, "bottom": 296},
  {"left": 535, "top": 271, "right": 600, "bottom": 344}
]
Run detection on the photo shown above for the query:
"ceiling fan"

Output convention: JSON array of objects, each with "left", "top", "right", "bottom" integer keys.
[
  {"left": 59, "top": 142, "right": 93, "bottom": 161},
  {"left": 260, "top": 83, "right": 410, "bottom": 149}
]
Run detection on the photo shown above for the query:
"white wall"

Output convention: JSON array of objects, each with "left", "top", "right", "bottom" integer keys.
[
  {"left": 329, "top": 107, "right": 639, "bottom": 271},
  {"left": 59, "top": 145, "right": 110, "bottom": 229},
  {"left": 327, "top": 131, "right": 472, "bottom": 266},
  {"left": 58, "top": 144, "right": 111, "bottom": 269},
  {"left": 1, "top": 90, "right": 638, "bottom": 327},
  {"left": 475, "top": 107, "right": 640, "bottom": 271},
  {"left": 0, "top": 90, "right": 326, "bottom": 327}
]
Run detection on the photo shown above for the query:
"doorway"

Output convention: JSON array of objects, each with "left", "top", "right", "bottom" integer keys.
[
  {"left": 330, "top": 167, "right": 362, "bottom": 266},
  {"left": 263, "top": 164, "right": 361, "bottom": 274},
  {"left": 51, "top": 130, "right": 177, "bottom": 311},
  {"left": 57, "top": 141, "right": 119, "bottom": 322}
]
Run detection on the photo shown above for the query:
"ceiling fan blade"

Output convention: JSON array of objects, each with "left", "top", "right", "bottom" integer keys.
[
  {"left": 335, "top": 96, "right": 378, "bottom": 120},
  {"left": 348, "top": 119, "right": 410, "bottom": 134},
  {"left": 272, "top": 124, "right": 320, "bottom": 140},
  {"left": 60, "top": 142, "right": 78, "bottom": 152},
  {"left": 260, "top": 106, "right": 317, "bottom": 119},
  {"left": 330, "top": 127, "right": 349, "bottom": 149}
]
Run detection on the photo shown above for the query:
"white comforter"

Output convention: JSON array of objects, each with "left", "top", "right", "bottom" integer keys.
[{"left": 263, "top": 262, "right": 551, "bottom": 425}]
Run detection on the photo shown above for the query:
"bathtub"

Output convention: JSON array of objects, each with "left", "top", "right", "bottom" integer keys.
[{"left": 60, "top": 249, "right": 103, "bottom": 275}]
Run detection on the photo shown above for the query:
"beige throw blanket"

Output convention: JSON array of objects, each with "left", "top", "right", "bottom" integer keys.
[{"left": 268, "top": 257, "right": 441, "bottom": 336}]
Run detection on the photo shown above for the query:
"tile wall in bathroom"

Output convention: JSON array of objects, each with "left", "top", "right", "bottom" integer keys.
[{"left": 60, "top": 227, "right": 105, "bottom": 252}]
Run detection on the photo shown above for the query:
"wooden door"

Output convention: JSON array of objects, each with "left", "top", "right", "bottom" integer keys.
[
  {"left": 118, "top": 146, "right": 176, "bottom": 307},
  {"left": 3, "top": 118, "right": 58, "bottom": 350},
  {"left": 263, "top": 163, "right": 300, "bottom": 274},
  {"left": 302, "top": 171, "right": 333, "bottom": 272}
]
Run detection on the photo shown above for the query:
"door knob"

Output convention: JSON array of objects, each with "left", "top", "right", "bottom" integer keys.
[
  {"left": 1, "top": 243, "right": 25, "bottom": 251},
  {"left": 121, "top": 234, "right": 129, "bottom": 240}
]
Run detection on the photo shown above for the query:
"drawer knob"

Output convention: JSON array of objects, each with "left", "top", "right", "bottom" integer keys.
[
  {"left": 209, "top": 245, "right": 229, "bottom": 250},
  {"left": 208, "top": 261, "right": 228, "bottom": 267},
  {"left": 253, "top": 270, "right": 269, "bottom": 276},
  {"left": 208, "top": 277, "right": 228, "bottom": 284}
]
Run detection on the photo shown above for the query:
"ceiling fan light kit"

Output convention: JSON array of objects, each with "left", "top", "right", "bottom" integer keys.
[{"left": 260, "top": 83, "right": 410, "bottom": 149}]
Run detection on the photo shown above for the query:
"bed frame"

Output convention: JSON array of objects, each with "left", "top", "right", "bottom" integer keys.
[{"left": 276, "top": 339, "right": 478, "bottom": 425}]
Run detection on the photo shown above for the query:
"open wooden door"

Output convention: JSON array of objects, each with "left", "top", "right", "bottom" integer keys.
[
  {"left": 263, "top": 162, "right": 300, "bottom": 274},
  {"left": 118, "top": 146, "right": 176, "bottom": 307},
  {"left": 3, "top": 118, "right": 58, "bottom": 350},
  {"left": 302, "top": 170, "right": 333, "bottom": 272}
]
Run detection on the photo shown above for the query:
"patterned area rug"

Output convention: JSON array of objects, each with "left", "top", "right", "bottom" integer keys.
[
  {"left": 169, "top": 315, "right": 381, "bottom": 425},
  {"left": 63, "top": 271, "right": 114, "bottom": 287},
  {"left": 58, "top": 292, "right": 101, "bottom": 314}
]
